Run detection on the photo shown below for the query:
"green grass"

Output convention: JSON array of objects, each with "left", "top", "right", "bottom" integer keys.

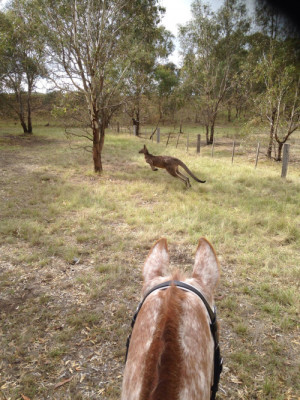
[{"left": 0, "top": 121, "right": 299, "bottom": 399}]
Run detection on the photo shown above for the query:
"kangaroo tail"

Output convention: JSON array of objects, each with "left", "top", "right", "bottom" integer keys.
[{"left": 178, "top": 160, "right": 206, "bottom": 183}]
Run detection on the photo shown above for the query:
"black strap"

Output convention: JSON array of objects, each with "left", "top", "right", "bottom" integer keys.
[
  {"left": 211, "top": 344, "right": 223, "bottom": 400},
  {"left": 125, "top": 280, "right": 223, "bottom": 399}
]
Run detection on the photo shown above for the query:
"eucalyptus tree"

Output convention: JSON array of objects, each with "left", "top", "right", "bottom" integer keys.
[
  {"left": 35, "top": 0, "right": 164, "bottom": 172},
  {"left": 0, "top": 3, "right": 46, "bottom": 133},
  {"left": 250, "top": 40, "right": 300, "bottom": 160},
  {"left": 124, "top": 27, "right": 174, "bottom": 136},
  {"left": 179, "top": 0, "right": 250, "bottom": 144},
  {"left": 153, "top": 62, "right": 179, "bottom": 123},
  {"left": 247, "top": 0, "right": 300, "bottom": 159}
]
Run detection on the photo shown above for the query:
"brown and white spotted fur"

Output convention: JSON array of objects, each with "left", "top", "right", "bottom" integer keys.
[
  {"left": 121, "top": 237, "right": 220, "bottom": 400},
  {"left": 139, "top": 145, "right": 206, "bottom": 187}
]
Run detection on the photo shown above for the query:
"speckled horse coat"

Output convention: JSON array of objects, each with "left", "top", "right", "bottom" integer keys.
[{"left": 121, "top": 237, "right": 220, "bottom": 400}]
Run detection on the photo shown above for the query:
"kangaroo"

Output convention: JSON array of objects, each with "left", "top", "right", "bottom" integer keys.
[{"left": 139, "top": 145, "right": 206, "bottom": 187}]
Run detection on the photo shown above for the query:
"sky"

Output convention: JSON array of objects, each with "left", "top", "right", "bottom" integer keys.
[
  {"left": 160, "top": 0, "right": 225, "bottom": 35},
  {"left": 159, "top": 0, "right": 225, "bottom": 66}
]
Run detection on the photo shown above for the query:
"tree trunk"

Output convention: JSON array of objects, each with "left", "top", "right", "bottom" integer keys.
[
  {"left": 158, "top": 102, "right": 163, "bottom": 121},
  {"left": 17, "top": 93, "right": 28, "bottom": 133},
  {"left": 209, "top": 123, "right": 215, "bottom": 145},
  {"left": 20, "top": 118, "right": 28, "bottom": 133},
  {"left": 228, "top": 103, "right": 232, "bottom": 122},
  {"left": 276, "top": 142, "right": 284, "bottom": 162},
  {"left": 133, "top": 107, "right": 140, "bottom": 136},
  {"left": 92, "top": 117, "right": 103, "bottom": 173},
  {"left": 267, "top": 108, "right": 277, "bottom": 158},
  {"left": 27, "top": 90, "right": 33, "bottom": 134},
  {"left": 205, "top": 125, "right": 209, "bottom": 144}
]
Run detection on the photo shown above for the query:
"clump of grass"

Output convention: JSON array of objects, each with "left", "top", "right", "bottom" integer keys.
[
  {"left": 233, "top": 321, "right": 248, "bottom": 336},
  {"left": 67, "top": 311, "right": 99, "bottom": 328},
  {"left": 19, "top": 374, "right": 39, "bottom": 398},
  {"left": 230, "top": 349, "right": 260, "bottom": 369},
  {"left": 48, "top": 345, "right": 68, "bottom": 359},
  {"left": 262, "top": 377, "right": 282, "bottom": 398}
]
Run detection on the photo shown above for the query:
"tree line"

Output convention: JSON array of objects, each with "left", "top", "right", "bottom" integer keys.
[{"left": 0, "top": 0, "right": 299, "bottom": 170}]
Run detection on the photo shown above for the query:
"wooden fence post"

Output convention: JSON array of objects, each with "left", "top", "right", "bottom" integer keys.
[
  {"left": 166, "top": 132, "right": 171, "bottom": 147},
  {"left": 117, "top": 122, "right": 120, "bottom": 133},
  {"left": 281, "top": 143, "right": 290, "bottom": 178},
  {"left": 255, "top": 142, "right": 260, "bottom": 169},
  {"left": 176, "top": 133, "right": 180, "bottom": 148},
  {"left": 157, "top": 127, "right": 160, "bottom": 143},
  {"left": 231, "top": 140, "right": 236, "bottom": 164},
  {"left": 197, "top": 134, "right": 201, "bottom": 154}
]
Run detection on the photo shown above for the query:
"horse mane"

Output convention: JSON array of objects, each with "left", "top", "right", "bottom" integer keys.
[{"left": 140, "top": 272, "right": 186, "bottom": 400}]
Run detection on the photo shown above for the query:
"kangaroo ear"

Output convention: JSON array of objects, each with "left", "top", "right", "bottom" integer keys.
[
  {"left": 143, "top": 238, "right": 169, "bottom": 284},
  {"left": 192, "top": 238, "right": 219, "bottom": 294}
]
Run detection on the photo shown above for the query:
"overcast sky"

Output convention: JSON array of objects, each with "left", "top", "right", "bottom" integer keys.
[
  {"left": 160, "top": 0, "right": 225, "bottom": 35},
  {"left": 159, "top": 0, "right": 225, "bottom": 65}
]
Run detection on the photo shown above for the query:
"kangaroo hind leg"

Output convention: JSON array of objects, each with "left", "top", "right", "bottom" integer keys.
[
  {"left": 175, "top": 168, "right": 191, "bottom": 188},
  {"left": 166, "top": 166, "right": 185, "bottom": 185}
]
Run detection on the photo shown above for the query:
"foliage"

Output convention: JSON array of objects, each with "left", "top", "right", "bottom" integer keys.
[
  {"left": 123, "top": 26, "right": 174, "bottom": 135},
  {"left": 153, "top": 62, "right": 179, "bottom": 121},
  {"left": 241, "top": 3, "right": 300, "bottom": 159},
  {"left": 32, "top": 0, "right": 168, "bottom": 171},
  {"left": 0, "top": 1, "right": 47, "bottom": 133},
  {"left": 179, "top": 0, "right": 250, "bottom": 144},
  {"left": 0, "top": 0, "right": 299, "bottom": 158}
]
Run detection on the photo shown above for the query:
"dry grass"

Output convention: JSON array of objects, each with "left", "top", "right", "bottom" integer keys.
[{"left": 0, "top": 122, "right": 299, "bottom": 399}]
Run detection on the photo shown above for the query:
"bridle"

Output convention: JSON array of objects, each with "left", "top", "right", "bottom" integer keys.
[{"left": 125, "top": 280, "right": 223, "bottom": 400}]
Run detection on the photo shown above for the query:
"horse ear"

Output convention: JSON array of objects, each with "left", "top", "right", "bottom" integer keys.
[
  {"left": 192, "top": 238, "right": 219, "bottom": 294},
  {"left": 143, "top": 238, "right": 169, "bottom": 284}
]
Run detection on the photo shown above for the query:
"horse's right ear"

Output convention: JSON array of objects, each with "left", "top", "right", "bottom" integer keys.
[
  {"left": 143, "top": 238, "right": 169, "bottom": 284},
  {"left": 192, "top": 238, "right": 219, "bottom": 294}
]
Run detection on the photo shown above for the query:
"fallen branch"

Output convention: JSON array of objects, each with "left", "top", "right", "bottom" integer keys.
[{"left": 54, "top": 377, "right": 73, "bottom": 389}]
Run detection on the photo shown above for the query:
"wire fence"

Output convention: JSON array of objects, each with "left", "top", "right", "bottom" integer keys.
[{"left": 109, "top": 123, "right": 300, "bottom": 177}]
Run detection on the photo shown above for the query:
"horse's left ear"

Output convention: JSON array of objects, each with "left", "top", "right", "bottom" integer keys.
[
  {"left": 192, "top": 238, "right": 219, "bottom": 294},
  {"left": 143, "top": 238, "right": 169, "bottom": 284}
]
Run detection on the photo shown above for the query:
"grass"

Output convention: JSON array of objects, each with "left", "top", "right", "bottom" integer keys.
[{"left": 0, "top": 121, "right": 299, "bottom": 399}]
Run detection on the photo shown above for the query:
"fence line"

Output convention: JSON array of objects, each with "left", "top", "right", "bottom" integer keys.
[{"left": 109, "top": 123, "right": 296, "bottom": 177}]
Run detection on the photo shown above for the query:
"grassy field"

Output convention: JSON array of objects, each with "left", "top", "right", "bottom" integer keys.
[{"left": 0, "top": 122, "right": 299, "bottom": 400}]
